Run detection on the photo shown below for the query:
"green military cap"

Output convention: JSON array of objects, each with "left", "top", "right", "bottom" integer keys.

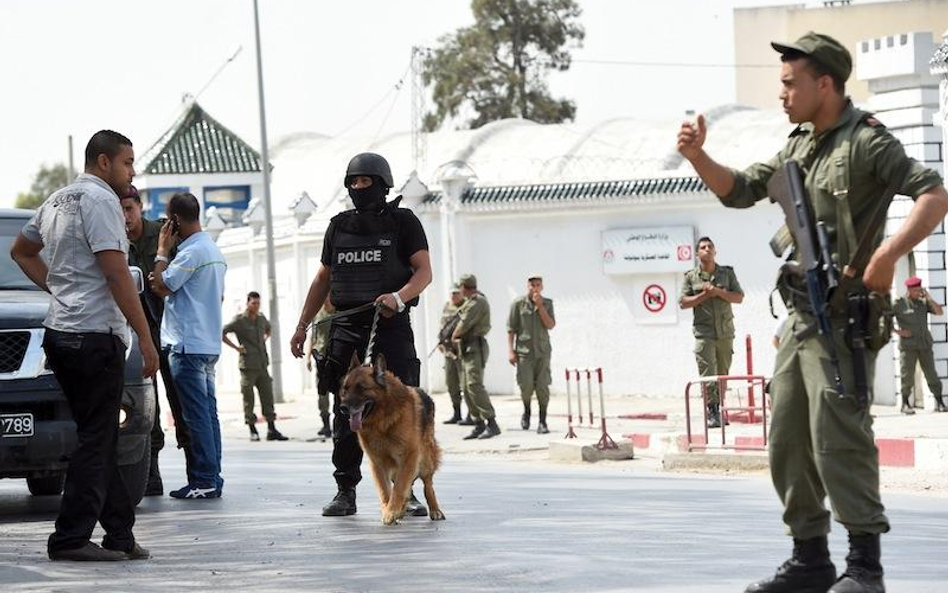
[
  {"left": 527, "top": 272, "right": 543, "bottom": 281},
  {"left": 771, "top": 31, "right": 852, "bottom": 83},
  {"left": 451, "top": 282, "right": 462, "bottom": 293},
  {"left": 459, "top": 273, "right": 477, "bottom": 288}
]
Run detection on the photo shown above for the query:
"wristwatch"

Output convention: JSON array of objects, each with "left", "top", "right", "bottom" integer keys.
[
  {"left": 154, "top": 254, "right": 169, "bottom": 264},
  {"left": 391, "top": 292, "right": 406, "bottom": 313}
]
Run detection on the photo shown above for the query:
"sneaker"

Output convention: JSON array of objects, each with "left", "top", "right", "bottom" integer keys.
[
  {"left": 103, "top": 541, "right": 151, "bottom": 560},
  {"left": 49, "top": 542, "right": 127, "bottom": 562},
  {"left": 901, "top": 403, "right": 916, "bottom": 415},
  {"left": 169, "top": 484, "right": 220, "bottom": 499},
  {"left": 536, "top": 422, "right": 550, "bottom": 434},
  {"left": 249, "top": 424, "right": 261, "bottom": 441}
]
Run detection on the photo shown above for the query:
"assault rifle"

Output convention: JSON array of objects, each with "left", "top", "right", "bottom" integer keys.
[
  {"left": 427, "top": 312, "right": 461, "bottom": 359},
  {"left": 767, "top": 160, "right": 846, "bottom": 397}
]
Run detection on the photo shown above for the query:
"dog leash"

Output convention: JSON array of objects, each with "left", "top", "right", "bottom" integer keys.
[
  {"left": 304, "top": 300, "right": 385, "bottom": 366},
  {"left": 306, "top": 301, "right": 377, "bottom": 330},
  {"left": 363, "top": 303, "right": 382, "bottom": 366}
]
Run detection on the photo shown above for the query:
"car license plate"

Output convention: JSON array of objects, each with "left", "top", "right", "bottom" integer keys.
[{"left": 0, "top": 413, "right": 34, "bottom": 438}]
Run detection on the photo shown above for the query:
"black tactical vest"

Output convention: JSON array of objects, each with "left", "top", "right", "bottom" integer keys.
[{"left": 329, "top": 200, "right": 414, "bottom": 310}]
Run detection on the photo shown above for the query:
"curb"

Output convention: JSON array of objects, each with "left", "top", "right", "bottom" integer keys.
[{"left": 623, "top": 431, "right": 948, "bottom": 471}]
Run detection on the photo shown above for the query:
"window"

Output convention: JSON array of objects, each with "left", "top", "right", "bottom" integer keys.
[
  {"left": 204, "top": 185, "right": 250, "bottom": 224},
  {"left": 143, "top": 187, "right": 189, "bottom": 220}
]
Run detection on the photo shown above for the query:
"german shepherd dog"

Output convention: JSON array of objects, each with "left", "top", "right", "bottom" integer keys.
[{"left": 339, "top": 353, "right": 445, "bottom": 525}]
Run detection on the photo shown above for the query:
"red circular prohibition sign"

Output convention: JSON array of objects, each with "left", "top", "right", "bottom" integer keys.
[{"left": 642, "top": 284, "right": 667, "bottom": 313}]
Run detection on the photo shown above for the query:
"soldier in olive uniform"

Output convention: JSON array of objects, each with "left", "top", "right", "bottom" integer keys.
[
  {"left": 678, "top": 32, "right": 948, "bottom": 593},
  {"left": 679, "top": 237, "right": 744, "bottom": 428},
  {"left": 893, "top": 276, "right": 946, "bottom": 414},
  {"left": 222, "top": 292, "right": 288, "bottom": 442},
  {"left": 507, "top": 273, "right": 556, "bottom": 433},
  {"left": 440, "top": 283, "right": 474, "bottom": 424},
  {"left": 120, "top": 185, "right": 191, "bottom": 496},
  {"left": 306, "top": 301, "right": 335, "bottom": 437},
  {"left": 452, "top": 274, "right": 501, "bottom": 439}
]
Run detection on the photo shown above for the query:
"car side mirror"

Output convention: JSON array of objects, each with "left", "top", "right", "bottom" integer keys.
[{"left": 129, "top": 266, "right": 145, "bottom": 294}]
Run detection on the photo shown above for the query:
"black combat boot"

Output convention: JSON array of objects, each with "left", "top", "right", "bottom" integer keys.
[
  {"left": 322, "top": 488, "right": 357, "bottom": 516},
  {"left": 900, "top": 395, "right": 915, "bottom": 415},
  {"left": 443, "top": 405, "right": 462, "bottom": 424},
  {"left": 405, "top": 491, "right": 429, "bottom": 517},
  {"left": 266, "top": 420, "right": 288, "bottom": 441},
  {"left": 520, "top": 406, "right": 531, "bottom": 430},
  {"left": 707, "top": 403, "right": 722, "bottom": 428},
  {"left": 458, "top": 414, "right": 476, "bottom": 426},
  {"left": 934, "top": 395, "right": 947, "bottom": 413},
  {"left": 463, "top": 421, "right": 486, "bottom": 439},
  {"left": 827, "top": 533, "right": 885, "bottom": 593},
  {"left": 144, "top": 453, "right": 163, "bottom": 496},
  {"left": 317, "top": 413, "right": 332, "bottom": 437},
  {"left": 479, "top": 417, "right": 502, "bottom": 439},
  {"left": 745, "top": 536, "right": 837, "bottom": 593},
  {"left": 537, "top": 408, "right": 550, "bottom": 434}
]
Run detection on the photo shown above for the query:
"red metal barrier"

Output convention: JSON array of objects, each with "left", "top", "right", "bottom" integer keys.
[
  {"left": 564, "top": 369, "right": 577, "bottom": 439},
  {"left": 684, "top": 373, "right": 769, "bottom": 452}
]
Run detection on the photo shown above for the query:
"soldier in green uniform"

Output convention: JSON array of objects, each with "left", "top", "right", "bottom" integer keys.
[
  {"left": 452, "top": 274, "right": 501, "bottom": 439},
  {"left": 121, "top": 185, "right": 190, "bottom": 496},
  {"left": 679, "top": 237, "right": 744, "bottom": 428},
  {"left": 306, "top": 301, "right": 335, "bottom": 437},
  {"left": 677, "top": 31, "right": 948, "bottom": 593},
  {"left": 893, "top": 276, "right": 946, "bottom": 414},
  {"left": 507, "top": 273, "right": 556, "bottom": 433},
  {"left": 440, "top": 283, "right": 474, "bottom": 424},
  {"left": 222, "top": 292, "right": 288, "bottom": 442}
]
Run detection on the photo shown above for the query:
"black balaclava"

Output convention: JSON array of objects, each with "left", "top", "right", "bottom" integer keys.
[{"left": 348, "top": 176, "right": 388, "bottom": 212}]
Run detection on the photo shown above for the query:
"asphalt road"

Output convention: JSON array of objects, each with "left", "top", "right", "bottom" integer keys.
[{"left": 0, "top": 439, "right": 945, "bottom": 593}]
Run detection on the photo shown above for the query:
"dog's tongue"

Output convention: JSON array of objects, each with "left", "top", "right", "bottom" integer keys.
[{"left": 349, "top": 409, "right": 363, "bottom": 432}]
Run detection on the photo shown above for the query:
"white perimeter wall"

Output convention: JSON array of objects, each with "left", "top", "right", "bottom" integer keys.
[{"left": 419, "top": 194, "right": 803, "bottom": 399}]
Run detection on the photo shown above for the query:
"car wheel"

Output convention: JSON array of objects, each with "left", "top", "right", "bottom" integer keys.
[
  {"left": 27, "top": 472, "right": 66, "bottom": 496},
  {"left": 120, "top": 433, "right": 151, "bottom": 506}
]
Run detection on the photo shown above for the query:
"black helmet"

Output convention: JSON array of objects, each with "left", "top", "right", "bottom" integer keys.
[{"left": 344, "top": 152, "right": 394, "bottom": 188}]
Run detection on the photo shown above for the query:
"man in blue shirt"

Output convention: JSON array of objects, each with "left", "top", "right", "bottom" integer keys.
[{"left": 149, "top": 192, "right": 227, "bottom": 499}]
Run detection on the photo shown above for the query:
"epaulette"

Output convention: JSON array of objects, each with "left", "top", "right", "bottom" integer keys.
[
  {"left": 861, "top": 112, "right": 885, "bottom": 128},
  {"left": 788, "top": 125, "right": 809, "bottom": 138}
]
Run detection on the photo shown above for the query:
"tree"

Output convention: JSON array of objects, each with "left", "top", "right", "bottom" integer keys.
[
  {"left": 422, "top": 0, "right": 584, "bottom": 131},
  {"left": 14, "top": 163, "right": 70, "bottom": 209}
]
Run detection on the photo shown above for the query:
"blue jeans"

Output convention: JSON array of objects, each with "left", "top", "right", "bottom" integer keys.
[{"left": 169, "top": 352, "right": 222, "bottom": 490}]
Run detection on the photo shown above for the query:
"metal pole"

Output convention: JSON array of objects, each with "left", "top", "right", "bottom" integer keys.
[
  {"left": 575, "top": 369, "right": 583, "bottom": 425},
  {"left": 586, "top": 368, "right": 594, "bottom": 426},
  {"left": 746, "top": 334, "right": 756, "bottom": 423},
  {"left": 67, "top": 135, "right": 75, "bottom": 180},
  {"left": 564, "top": 368, "right": 576, "bottom": 439},
  {"left": 252, "top": 0, "right": 284, "bottom": 402}
]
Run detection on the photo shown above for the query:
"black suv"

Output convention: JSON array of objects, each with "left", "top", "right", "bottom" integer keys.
[{"left": 0, "top": 208, "right": 155, "bottom": 504}]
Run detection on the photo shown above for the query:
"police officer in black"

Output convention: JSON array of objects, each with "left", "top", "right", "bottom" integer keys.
[{"left": 290, "top": 152, "right": 432, "bottom": 517}]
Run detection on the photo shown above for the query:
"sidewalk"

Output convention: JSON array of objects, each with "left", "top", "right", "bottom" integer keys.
[{"left": 206, "top": 387, "right": 948, "bottom": 472}]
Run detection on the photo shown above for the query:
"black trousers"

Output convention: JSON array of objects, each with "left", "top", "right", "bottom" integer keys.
[
  {"left": 43, "top": 330, "right": 135, "bottom": 553},
  {"left": 149, "top": 345, "right": 193, "bottom": 466},
  {"left": 326, "top": 319, "right": 419, "bottom": 490}
]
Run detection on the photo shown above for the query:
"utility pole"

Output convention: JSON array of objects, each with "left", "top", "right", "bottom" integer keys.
[
  {"left": 410, "top": 46, "right": 428, "bottom": 175},
  {"left": 67, "top": 135, "right": 75, "bottom": 180},
  {"left": 252, "top": 0, "right": 284, "bottom": 402}
]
